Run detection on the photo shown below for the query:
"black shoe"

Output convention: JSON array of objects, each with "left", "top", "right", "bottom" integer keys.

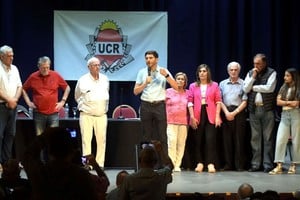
[
  {"left": 221, "top": 165, "right": 232, "bottom": 171},
  {"left": 263, "top": 168, "right": 272, "bottom": 173},
  {"left": 248, "top": 167, "right": 260, "bottom": 172}
]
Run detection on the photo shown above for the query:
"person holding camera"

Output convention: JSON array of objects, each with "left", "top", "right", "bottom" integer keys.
[
  {"left": 119, "top": 140, "right": 174, "bottom": 200},
  {"left": 22, "top": 127, "right": 109, "bottom": 200}
]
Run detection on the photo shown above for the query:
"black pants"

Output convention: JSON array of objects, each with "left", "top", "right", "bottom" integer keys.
[{"left": 221, "top": 106, "right": 247, "bottom": 169}]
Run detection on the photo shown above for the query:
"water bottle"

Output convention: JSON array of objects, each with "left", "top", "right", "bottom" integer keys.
[
  {"left": 64, "top": 103, "right": 69, "bottom": 118},
  {"left": 28, "top": 107, "right": 33, "bottom": 118}
]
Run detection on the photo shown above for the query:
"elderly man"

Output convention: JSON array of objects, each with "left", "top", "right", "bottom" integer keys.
[
  {"left": 22, "top": 56, "right": 70, "bottom": 136},
  {"left": 75, "top": 57, "right": 109, "bottom": 168},
  {"left": 219, "top": 61, "right": 247, "bottom": 171},
  {"left": 243, "top": 53, "right": 277, "bottom": 173},
  {"left": 0, "top": 45, "right": 22, "bottom": 170}
]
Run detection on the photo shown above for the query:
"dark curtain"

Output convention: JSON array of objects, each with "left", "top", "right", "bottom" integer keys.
[{"left": 1, "top": 0, "right": 299, "bottom": 115}]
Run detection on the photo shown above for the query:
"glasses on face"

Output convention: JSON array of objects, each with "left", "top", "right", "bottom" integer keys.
[{"left": 90, "top": 64, "right": 100, "bottom": 67}]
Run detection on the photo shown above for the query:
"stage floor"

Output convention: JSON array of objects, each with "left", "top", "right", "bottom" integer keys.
[
  {"left": 103, "top": 167, "right": 300, "bottom": 194},
  {"left": 17, "top": 166, "right": 300, "bottom": 194}
]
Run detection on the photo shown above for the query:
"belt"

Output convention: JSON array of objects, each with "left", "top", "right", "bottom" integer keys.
[
  {"left": 142, "top": 100, "right": 165, "bottom": 105},
  {"left": 255, "top": 103, "right": 264, "bottom": 107}
]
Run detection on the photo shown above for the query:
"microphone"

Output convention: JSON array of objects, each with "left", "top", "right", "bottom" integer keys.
[{"left": 148, "top": 67, "right": 151, "bottom": 76}]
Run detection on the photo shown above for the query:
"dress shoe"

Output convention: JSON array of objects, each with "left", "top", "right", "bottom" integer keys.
[
  {"left": 220, "top": 165, "right": 233, "bottom": 171},
  {"left": 248, "top": 167, "right": 260, "bottom": 172},
  {"left": 264, "top": 168, "right": 273, "bottom": 173}
]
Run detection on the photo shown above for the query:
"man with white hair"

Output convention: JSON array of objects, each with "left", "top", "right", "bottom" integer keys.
[
  {"left": 75, "top": 57, "right": 109, "bottom": 168},
  {"left": 0, "top": 45, "right": 22, "bottom": 170},
  {"left": 219, "top": 61, "right": 248, "bottom": 171}
]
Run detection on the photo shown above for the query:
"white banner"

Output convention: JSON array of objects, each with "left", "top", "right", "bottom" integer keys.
[{"left": 54, "top": 11, "right": 168, "bottom": 81}]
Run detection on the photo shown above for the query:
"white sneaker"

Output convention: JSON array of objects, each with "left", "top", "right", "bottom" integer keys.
[{"left": 173, "top": 167, "right": 181, "bottom": 172}]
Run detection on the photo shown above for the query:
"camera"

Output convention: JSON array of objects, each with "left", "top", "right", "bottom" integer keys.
[{"left": 140, "top": 141, "right": 155, "bottom": 149}]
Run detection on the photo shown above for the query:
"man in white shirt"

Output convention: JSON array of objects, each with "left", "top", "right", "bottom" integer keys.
[
  {"left": 0, "top": 45, "right": 22, "bottom": 169},
  {"left": 75, "top": 57, "right": 109, "bottom": 168}
]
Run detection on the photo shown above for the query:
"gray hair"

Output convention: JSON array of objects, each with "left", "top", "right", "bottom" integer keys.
[
  {"left": 37, "top": 56, "right": 51, "bottom": 67},
  {"left": 0, "top": 45, "right": 13, "bottom": 56},
  {"left": 87, "top": 57, "right": 100, "bottom": 66},
  {"left": 227, "top": 61, "right": 241, "bottom": 72}
]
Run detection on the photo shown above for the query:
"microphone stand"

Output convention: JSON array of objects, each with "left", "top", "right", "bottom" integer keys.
[{"left": 118, "top": 88, "right": 125, "bottom": 119}]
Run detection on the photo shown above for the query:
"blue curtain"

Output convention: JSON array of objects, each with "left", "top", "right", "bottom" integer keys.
[{"left": 1, "top": 0, "right": 299, "bottom": 115}]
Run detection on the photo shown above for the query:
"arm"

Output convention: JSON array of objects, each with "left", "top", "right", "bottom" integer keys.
[
  {"left": 0, "top": 86, "right": 22, "bottom": 109},
  {"left": 85, "top": 154, "right": 110, "bottom": 193},
  {"left": 55, "top": 85, "right": 71, "bottom": 111},
  {"left": 243, "top": 71, "right": 256, "bottom": 93},
  {"left": 133, "top": 82, "right": 148, "bottom": 96},
  {"left": 277, "top": 94, "right": 299, "bottom": 108},
  {"left": 22, "top": 89, "right": 36, "bottom": 108},
  {"left": 159, "top": 68, "right": 178, "bottom": 90},
  {"left": 252, "top": 71, "right": 277, "bottom": 93}
]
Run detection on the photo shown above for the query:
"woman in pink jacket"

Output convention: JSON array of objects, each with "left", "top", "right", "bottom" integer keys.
[{"left": 188, "top": 64, "right": 222, "bottom": 173}]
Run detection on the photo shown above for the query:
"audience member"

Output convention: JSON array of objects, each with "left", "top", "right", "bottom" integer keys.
[
  {"left": 188, "top": 64, "right": 222, "bottom": 173},
  {"left": 22, "top": 127, "right": 109, "bottom": 200},
  {"left": 219, "top": 61, "right": 247, "bottom": 171},
  {"left": 22, "top": 56, "right": 70, "bottom": 136},
  {"left": 119, "top": 140, "right": 174, "bottom": 200},
  {"left": 166, "top": 72, "right": 189, "bottom": 172},
  {"left": 269, "top": 68, "right": 300, "bottom": 175},
  {"left": 133, "top": 50, "right": 177, "bottom": 155},
  {"left": 0, "top": 45, "right": 22, "bottom": 170},
  {"left": 243, "top": 53, "right": 277, "bottom": 173},
  {"left": 0, "top": 159, "right": 31, "bottom": 200},
  {"left": 237, "top": 183, "right": 254, "bottom": 200},
  {"left": 261, "top": 190, "right": 280, "bottom": 200},
  {"left": 75, "top": 56, "right": 110, "bottom": 168},
  {"left": 106, "top": 170, "right": 129, "bottom": 200}
]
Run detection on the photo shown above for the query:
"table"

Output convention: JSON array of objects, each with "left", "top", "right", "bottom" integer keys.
[{"left": 15, "top": 118, "right": 142, "bottom": 169}]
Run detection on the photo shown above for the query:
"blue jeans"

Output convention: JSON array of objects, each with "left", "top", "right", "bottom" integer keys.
[
  {"left": 249, "top": 107, "right": 275, "bottom": 169},
  {"left": 33, "top": 111, "right": 59, "bottom": 136},
  {"left": 0, "top": 103, "right": 17, "bottom": 164},
  {"left": 274, "top": 108, "right": 300, "bottom": 163}
]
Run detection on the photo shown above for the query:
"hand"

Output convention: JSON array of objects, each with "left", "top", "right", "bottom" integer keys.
[
  {"left": 159, "top": 68, "right": 168, "bottom": 77},
  {"left": 215, "top": 116, "right": 222, "bottom": 127},
  {"left": 151, "top": 140, "right": 163, "bottom": 152},
  {"left": 190, "top": 117, "right": 199, "bottom": 130},
  {"left": 6, "top": 98, "right": 18, "bottom": 109},
  {"left": 252, "top": 68, "right": 258, "bottom": 78},
  {"left": 84, "top": 154, "right": 98, "bottom": 167},
  {"left": 225, "top": 112, "right": 235, "bottom": 121},
  {"left": 146, "top": 76, "right": 152, "bottom": 84}
]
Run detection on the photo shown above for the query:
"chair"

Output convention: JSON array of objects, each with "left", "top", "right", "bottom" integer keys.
[
  {"left": 17, "top": 105, "right": 30, "bottom": 118},
  {"left": 112, "top": 104, "right": 137, "bottom": 119}
]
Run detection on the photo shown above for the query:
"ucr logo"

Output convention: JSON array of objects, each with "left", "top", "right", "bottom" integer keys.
[{"left": 86, "top": 20, "right": 134, "bottom": 74}]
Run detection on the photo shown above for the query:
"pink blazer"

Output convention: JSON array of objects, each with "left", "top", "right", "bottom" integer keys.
[{"left": 188, "top": 81, "right": 222, "bottom": 124}]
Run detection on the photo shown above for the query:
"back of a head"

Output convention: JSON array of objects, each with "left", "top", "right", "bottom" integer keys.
[
  {"left": 116, "top": 170, "right": 129, "bottom": 186},
  {"left": 238, "top": 183, "right": 254, "bottom": 200},
  {"left": 139, "top": 147, "right": 158, "bottom": 168},
  {"left": 262, "top": 190, "right": 279, "bottom": 200},
  {"left": 45, "top": 127, "right": 75, "bottom": 159}
]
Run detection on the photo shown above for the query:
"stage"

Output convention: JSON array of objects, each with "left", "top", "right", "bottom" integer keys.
[{"left": 17, "top": 168, "right": 300, "bottom": 199}]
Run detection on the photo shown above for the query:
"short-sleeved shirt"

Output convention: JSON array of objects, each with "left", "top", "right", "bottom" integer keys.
[
  {"left": 219, "top": 78, "right": 247, "bottom": 107},
  {"left": 22, "top": 70, "right": 69, "bottom": 115},
  {"left": 0, "top": 62, "right": 22, "bottom": 103},
  {"left": 135, "top": 65, "right": 172, "bottom": 102}
]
